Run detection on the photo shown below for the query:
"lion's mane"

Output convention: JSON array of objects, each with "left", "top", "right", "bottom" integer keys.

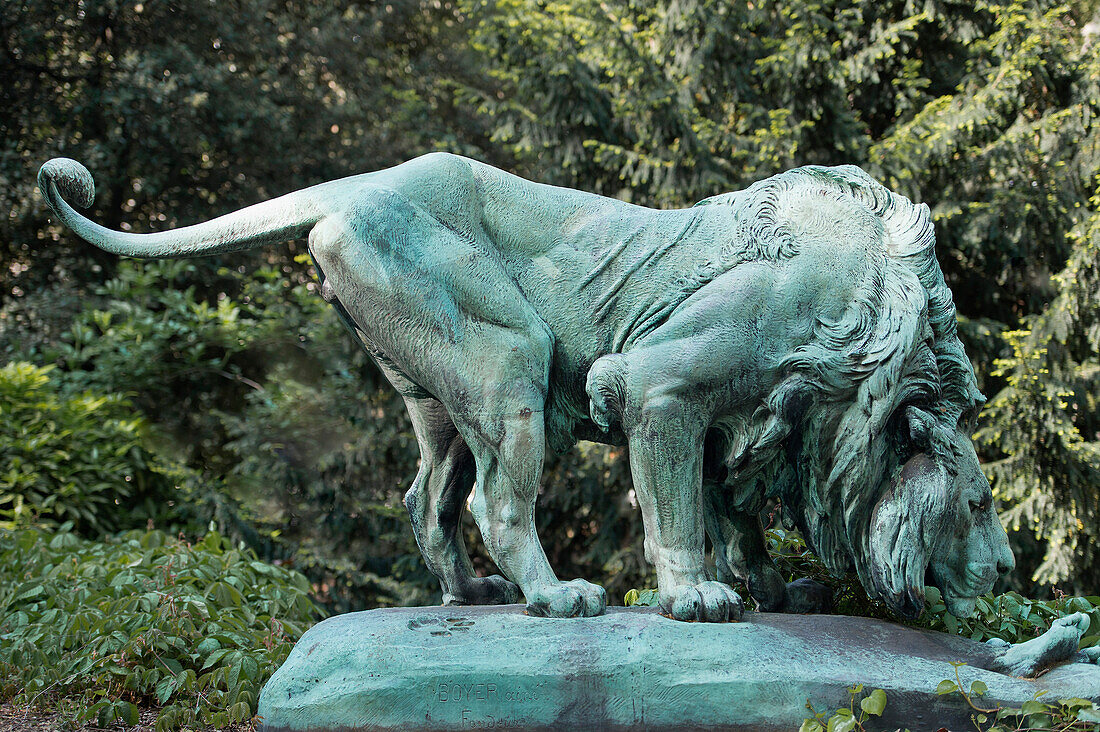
[{"left": 698, "top": 166, "right": 985, "bottom": 609}]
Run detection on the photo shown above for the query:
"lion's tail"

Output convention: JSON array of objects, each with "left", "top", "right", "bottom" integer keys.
[{"left": 38, "top": 158, "right": 329, "bottom": 258}]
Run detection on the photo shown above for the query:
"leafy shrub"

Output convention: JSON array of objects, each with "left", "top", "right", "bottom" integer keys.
[
  {"left": 48, "top": 260, "right": 266, "bottom": 472},
  {"left": 935, "top": 662, "right": 1100, "bottom": 731},
  {"left": 921, "top": 586, "right": 1100, "bottom": 646},
  {"left": 0, "top": 360, "right": 261, "bottom": 549},
  {"left": 802, "top": 679, "right": 1100, "bottom": 732},
  {"left": 800, "top": 684, "right": 887, "bottom": 732},
  {"left": 0, "top": 526, "right": 321, "bottom": 730},
  {"left": 0, "top": 361, "right": 173, "bottom": 534},
  {"left": 763, "top": 528, "right": 896, "bottom": 619}
]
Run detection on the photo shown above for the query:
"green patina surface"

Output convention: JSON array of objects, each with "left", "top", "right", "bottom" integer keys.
[
  {"left": 258, "top": 605, "right": 1100, "bottom": 732},
  {"left": 38, "top": 153, "right": 1014, "bottom": 625}
]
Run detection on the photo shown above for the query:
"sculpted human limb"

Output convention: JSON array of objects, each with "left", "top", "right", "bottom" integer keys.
[{"left": 986, "top": 613, "right": 1100, "bottom": 678}]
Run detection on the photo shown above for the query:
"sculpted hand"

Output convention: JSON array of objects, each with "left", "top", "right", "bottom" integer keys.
[{"left": 989, "top": 612, "right": 1093, "bottom": 678}]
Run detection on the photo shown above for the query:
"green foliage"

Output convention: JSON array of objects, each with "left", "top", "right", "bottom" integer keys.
[
  {"left": 803, "top": 677, "right": 1100, "bottom": 732},
  {"left": 976, "top": 203, "right": 1100, "bottom": 590},
  {"left": 623, "top": 588, "right": 660, "bottom": 607},
  {"left": 920, "top": 586, "right": 1100, "bottom": 647},
  {"left": 800, "top": 684, "right": 887, "bottom": 732},
  {"left": 0, "top": 525, "right": 320, "bottom": 730},
  {"left": 764, "top": 528, "right": 894, "bottom": 619},
  {"left": 47, "top": 259, "right": 287, "bottom": 470},
  {"left": 0, "top": 356, "right": 270, "bottom": 553},
  {"left": 0, "top": 361, "right": 171, "bottom": 534},
  {"left": 936, "top": 662, "right": 1100, "bottom": 731}
]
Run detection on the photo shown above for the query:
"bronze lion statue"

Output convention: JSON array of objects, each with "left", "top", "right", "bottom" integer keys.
[{"left": 39, "top": 153, "right": 1015, "bottom": 622}]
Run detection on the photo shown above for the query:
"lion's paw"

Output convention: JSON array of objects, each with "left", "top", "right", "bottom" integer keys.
[
  {"left": 663, "top": 581, "right": 744, "bottom": 623},
  {"left": 783, "top": 578, "right": 834, "bottom": 614},
  {"left": 443, "top": 575, "right": 520, "bottom": 606},
  {"left": 525, "top": 579, "right": 607, "bottom": 618}
]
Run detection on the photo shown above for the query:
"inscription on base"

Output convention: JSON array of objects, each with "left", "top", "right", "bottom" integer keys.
[
  {"left": 432, "top": 680, "right": 537, "bottom": 729},
  {"left": 437, "top": 683, "right": 498, "bottom": 703}
]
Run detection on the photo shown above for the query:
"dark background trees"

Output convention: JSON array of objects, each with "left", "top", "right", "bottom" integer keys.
[{"left": 2, "top": 0, "right": 1098, "bottom": 611}]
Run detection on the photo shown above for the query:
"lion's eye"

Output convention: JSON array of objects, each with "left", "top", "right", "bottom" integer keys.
[{"left": 970, "top": 499, "right": 991, "bottom": 513}]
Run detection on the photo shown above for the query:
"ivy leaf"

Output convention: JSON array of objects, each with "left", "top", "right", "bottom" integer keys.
[
  {"left": 936, "top": 680, "right": 959, "bottom": 695},
  {"left": 827, "top": 710, "right": 857, "bottom": 732},
  {"left": 1076, "top": 707, "right": 1100, "bottom": 722},
  {"left": 859, "top": 689, "right": 887, "bottom": 716}
]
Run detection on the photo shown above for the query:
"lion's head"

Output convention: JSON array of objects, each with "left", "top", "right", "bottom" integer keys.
[
  {"left": 868, "top": 404, "right": 1015, "bottom": 618},
  {"left": 713, "top": 166, "right": 1015, "bottom": 620}
]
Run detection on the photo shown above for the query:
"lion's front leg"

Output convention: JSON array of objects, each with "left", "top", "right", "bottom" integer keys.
[
  {"left": 702, "top": 488, "right": 833, "bottom": 614},
  {"left": 624, "top": 397, "right": 743, "bottom": 623}
]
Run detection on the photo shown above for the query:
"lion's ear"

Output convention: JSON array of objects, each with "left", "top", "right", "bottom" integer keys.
[{"left": 905, "top": 406, "right": 937, "bottom": 448}]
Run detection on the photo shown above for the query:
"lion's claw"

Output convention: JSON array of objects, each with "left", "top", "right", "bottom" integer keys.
[
  {"left": 525, "top": 579, "right": 607, "bottom": 618},
  {"left": 664, "top": 581, "right": 743, "bottom": 622}
]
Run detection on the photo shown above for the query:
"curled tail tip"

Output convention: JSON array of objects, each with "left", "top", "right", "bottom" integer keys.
[{"left": 38, "top": 158, "right": 95, "bottom": 209}]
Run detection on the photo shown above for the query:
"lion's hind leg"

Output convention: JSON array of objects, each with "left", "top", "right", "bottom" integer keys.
[
  {"left": 401, "top": 393, "right": 520, "bottom": 606},
  {"left": 315, "top": 184, "right": 605, "bottom": 618}
]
